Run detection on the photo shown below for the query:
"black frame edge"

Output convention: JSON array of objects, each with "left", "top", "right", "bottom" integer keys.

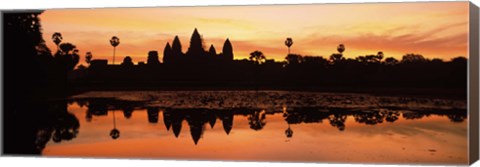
[{"left": 469, "top": 1, "right": 480, "bottom": 165}]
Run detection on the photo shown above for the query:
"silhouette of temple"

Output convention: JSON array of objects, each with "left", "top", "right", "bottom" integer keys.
[
  {"left": 88, "top": 28, "right": 234, "bottom": 69},
  {"left": 162, "top": 28, "right": 234, "bottom": 64},
  {"left": 72, "top": 27, "right": 468, "bottom": 91}
]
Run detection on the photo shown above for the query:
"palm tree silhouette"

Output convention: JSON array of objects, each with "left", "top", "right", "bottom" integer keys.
[
  {"left": 110, "top": 36, "right": 120, "bottom": 64},
  {"left": 285, "top": 38, "right": 293, "bottom": 55},
  {"left": 85, "top": 52, "right": 93, "bottom": 64},
  {"left": 330, "top": 44, "right": 345, "bottom": 63},
  {"left": 337, "top": 44, "right": 345, "bottom": 54},
  {"left": 377, "top": 51, "right": 384, "bottom": 60},
  {"left": 52, "top": 32, "right": 62, "bottom": 51}
]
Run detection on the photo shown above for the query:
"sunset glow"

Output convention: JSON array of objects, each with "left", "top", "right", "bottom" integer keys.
[{"left": 40, "top": 2, "right": 469, "bottom": 64}]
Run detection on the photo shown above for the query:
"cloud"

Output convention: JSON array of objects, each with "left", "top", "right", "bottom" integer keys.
[{"left": 299, "top": 22, "right": 468, "bottom": 59}]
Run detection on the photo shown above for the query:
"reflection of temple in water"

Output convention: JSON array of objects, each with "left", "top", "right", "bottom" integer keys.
[{"left": 78, "top": 99, "right": 468, "bottom": 145}]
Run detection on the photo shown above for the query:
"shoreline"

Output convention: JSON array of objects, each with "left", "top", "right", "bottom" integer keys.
[{"left": 69, "top": 86, "right": 467, "bottom": 100}]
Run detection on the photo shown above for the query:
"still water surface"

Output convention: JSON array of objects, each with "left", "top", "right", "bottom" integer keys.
[{"left": 42, "top": 91, "right": 467, "bottom": 164}]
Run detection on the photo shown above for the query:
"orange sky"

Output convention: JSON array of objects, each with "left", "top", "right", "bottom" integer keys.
[{"left": 39, "top": 2, "right": 469, "bottom": 65}]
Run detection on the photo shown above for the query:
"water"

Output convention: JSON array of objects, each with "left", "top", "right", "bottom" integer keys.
[{"left": 41, "top": 91, "right": 467, "bottom": 164}]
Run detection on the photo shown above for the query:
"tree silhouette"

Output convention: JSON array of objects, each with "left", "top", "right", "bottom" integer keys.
[
  {"left": 51, "top": 112, "right": 80, "bottom": 143},
  {"left": 354, "top": 111, "right": 385, "bottom": 125},
  {"left": 384, "top": 57, "right": 398, "bottom": 65},
  {"left": 249, "top": 50, "right": 266, "bottom": 65},
  {"left": 401, "top": 53, "right": 426, "bottom": 64},
  {"left": 247, "top": 110, "right": 267, "bottom": 131},
  {"left": 431, "top": 58, "right": 444, "bottom": 64},
  {"left": 328, "top": 114, "right": 347, "bottom": 131},
  {"left": 59, "top": 43, "right": 76, "bottom": 54},
  {"left": 303, "top": 56, "right": 329, "bottom": 67},
  {"left": 330, "top": 53, "right": 343, "bottom": 63},
  {"left": 402, "top": 112, "right": 426, "bottom": 120},
  {"left": 55, "top": 43, "right": 80, "bottom": 71},
  {"left": 285, "top": 54, "right": 303, "bottom": 66},
  {"left": 357, "top": 54, "right": 383, "bottom": 64},
  {"left": 85, "top": 51, "right": 93, "bottom": 64},
  {"left": 222, "top": 38, "right": 234, "bottom": 61},
  {"left": 77, "top": 64, "right": 87, "bottom": 70},
  {"left": 110, "top": 36, "right": 120, "bottom": 64},
  {"left": 52, "top": 32, "right": 62, "bottom": 51},
  {"left": 450, "top": 56, "right": 467, "bottom": 64},
  {"left": 147, "top": 50, "right": 161, "bottom": 65},
  {"left": 121, "top": 56, "right": 134, "bottom": 66},
  {"left": 285, "top": 37, "right": 293, "bottom": 55},
  {"left": 376, "top": 51, "right": 384, "bottom": 61},
  {"left": 384, "top": 110, "right": 400, "bottom": 123}
]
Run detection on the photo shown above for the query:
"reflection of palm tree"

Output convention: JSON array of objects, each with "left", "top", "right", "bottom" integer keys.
[
  {"left": 285, "top": 38, "right": 293, "bottom": 55},
  {"left": 110, "top": 110, "right": 120, "bottom": 140},
  {"left": 110, "top": 36, "right": 120, "bottom": 64},
  {"left": 285, "top": 124, "right": 293, "bottom": 138}
]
